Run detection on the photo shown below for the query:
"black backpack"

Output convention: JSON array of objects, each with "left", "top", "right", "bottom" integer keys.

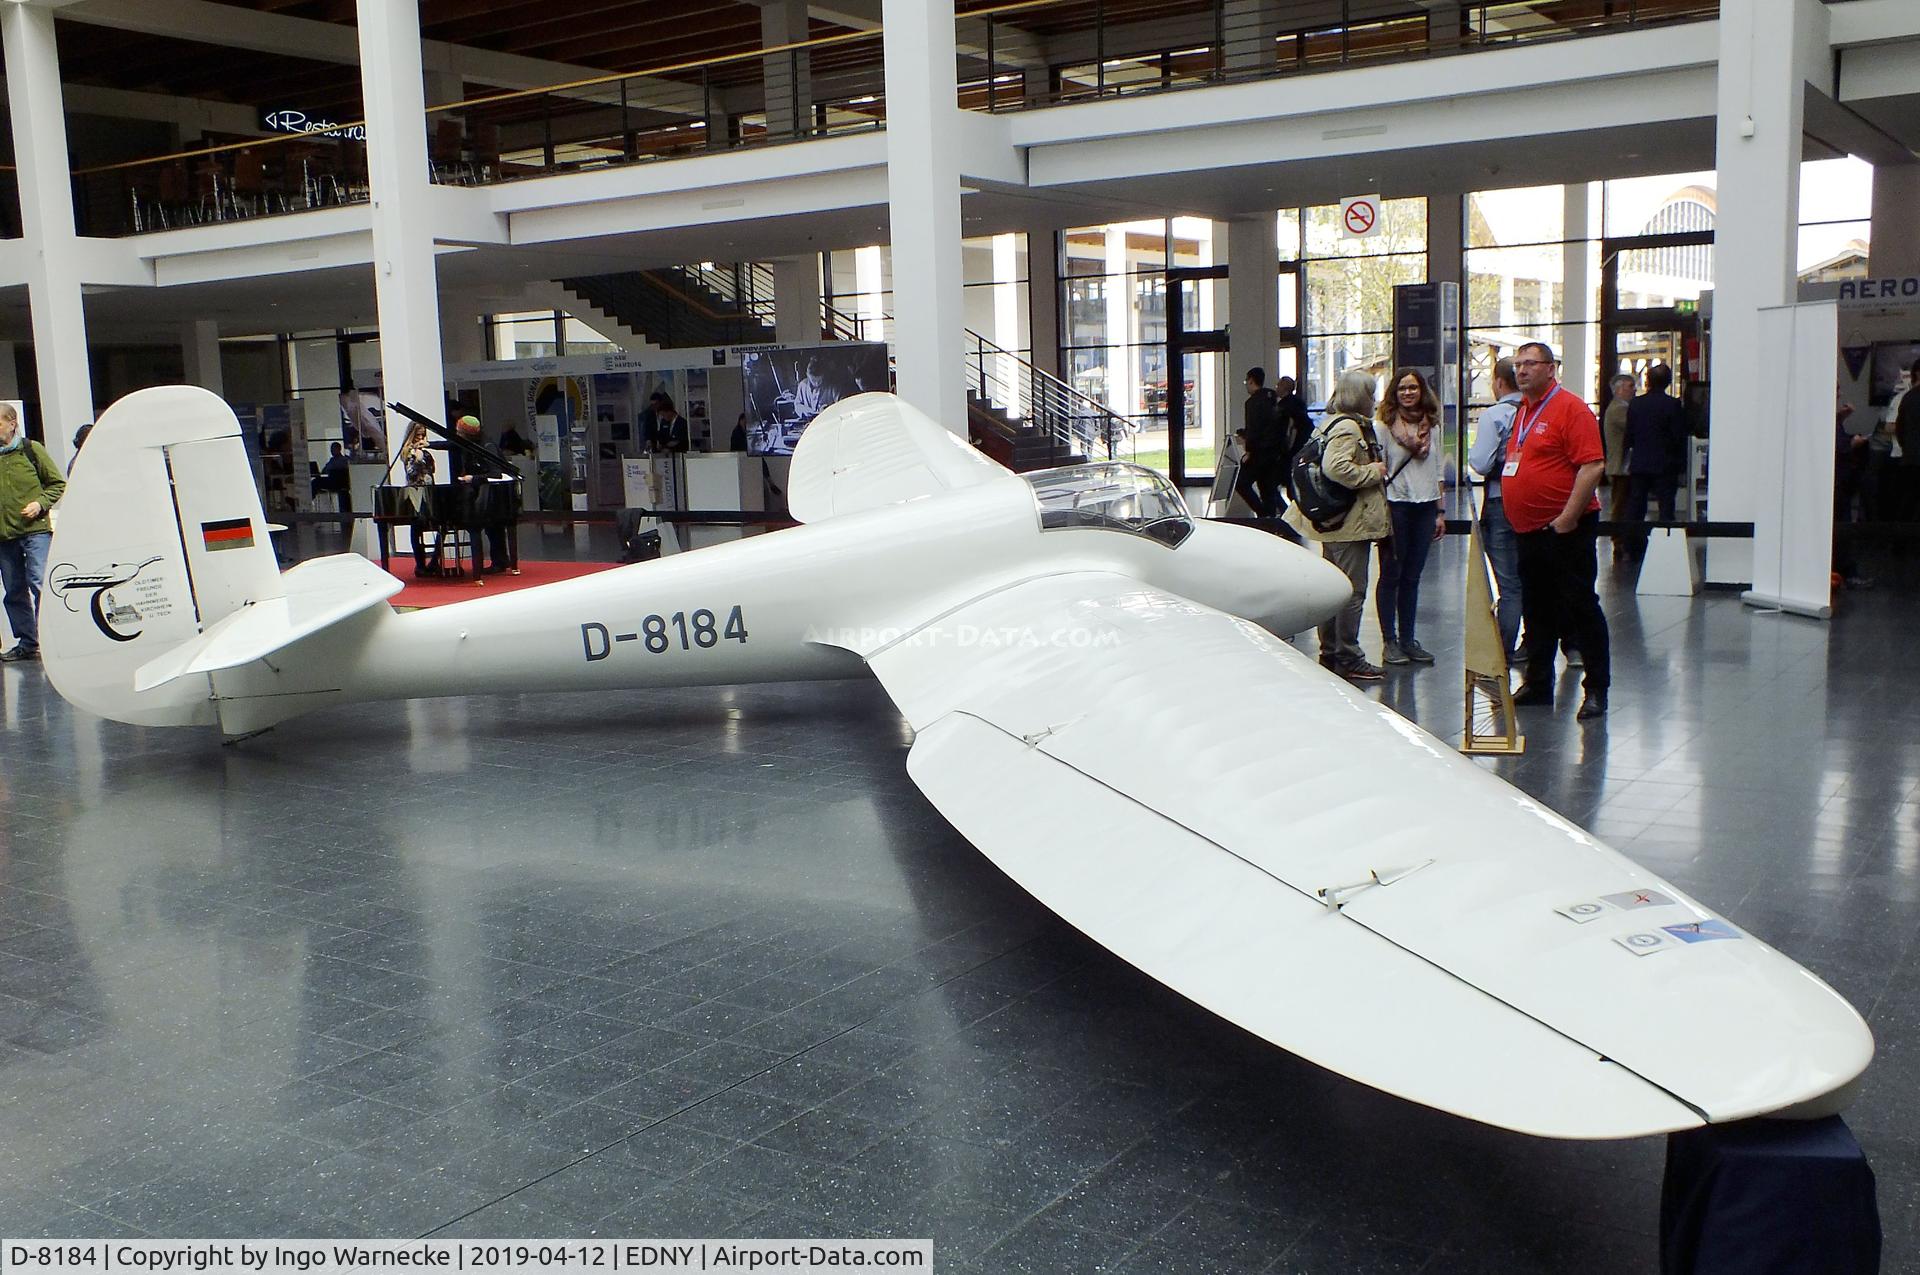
[{"left": 1291, "top": 414, "right": 1364, "bottom": 532}]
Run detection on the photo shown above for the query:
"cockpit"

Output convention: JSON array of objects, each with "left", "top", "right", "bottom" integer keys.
[{"left": 1021, "top": 463, "right": 1195, "bottom": 548}]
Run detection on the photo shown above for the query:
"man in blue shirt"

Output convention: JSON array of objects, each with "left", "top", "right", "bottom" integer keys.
[{"left": 1467, "top": 357, "right": 1524, "bottom": 658}]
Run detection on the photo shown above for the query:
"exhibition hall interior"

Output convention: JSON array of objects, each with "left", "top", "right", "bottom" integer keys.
[{"left": 3, "top": 0, "right": 1920, "bottom": 1270}]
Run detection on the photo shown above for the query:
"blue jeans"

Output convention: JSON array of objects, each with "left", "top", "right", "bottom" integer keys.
[
  {"left": 0, "top": 530, "right": 49, "bottom": 651},
  {"left": 1480, "top": 496, "right": 1523, "bottom": 656},
  {"left": 1375, "top": 501, "right": 1438, "bottom": 645}
]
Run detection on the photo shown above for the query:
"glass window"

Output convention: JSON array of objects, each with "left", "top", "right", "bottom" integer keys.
[
  {"left": 1799, "top": 156, "right": 1873, "bottom": 224},
  {"left": 1603, "top": 171, "right": 1715, "bottom": 237},
  {"left": 1277, "top": 209, "right": 1301, "bottom": 263},
  {"left": 1304, "top": 197, "right": 1427, "bottom": 259},
  {"left": 1304, "top": 252, "right": 1426, "bottom": 336},
  {"left": 1467, "top": 186, "right": 1565, "bottom": 248},
  {"left": 1798, "top": 221, "right": 1870, "bottom": 280},
  {"left": 1024, "top": 462, "right": 1194, "bottom": 547}
]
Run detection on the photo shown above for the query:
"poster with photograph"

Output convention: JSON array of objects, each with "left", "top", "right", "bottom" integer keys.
[
  {"left": 1871, "top": 341, "right": 1920, "bottom": 407},
  {"left": 740, "top": 344, "right": 889, "bottom": 455},
  {"left": 526, "top": 375, "right": 587, "bottom": 510},
  {"left": 592, "top": 373, "right": 637, "bottom": 443}
]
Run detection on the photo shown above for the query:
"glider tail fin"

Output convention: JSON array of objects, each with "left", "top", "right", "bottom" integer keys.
[{"left": 43, "top": 386, "right": 284, "bottom": 728}]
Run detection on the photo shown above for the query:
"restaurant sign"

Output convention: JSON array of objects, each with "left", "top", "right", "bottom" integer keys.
[{"left": 261, "top": 109, "right": 366, "bottom": 141}]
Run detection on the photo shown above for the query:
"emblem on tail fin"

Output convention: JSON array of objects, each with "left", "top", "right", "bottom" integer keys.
[{"left": 47, "top": 556, "right": 169, "bottom": 643}]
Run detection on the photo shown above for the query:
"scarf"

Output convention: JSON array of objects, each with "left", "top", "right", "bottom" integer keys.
[
  {"left": 0, "top": 431, "right": 22, "bottom": 455},
  {"left": 1386, "top": 412, "right": 1432, "bottom": 459}
]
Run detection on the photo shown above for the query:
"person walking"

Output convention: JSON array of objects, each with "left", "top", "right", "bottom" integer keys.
[
  {"left": 1603, "top": 374, "right": 1635, "bottom": 559},
  {"left": 1274, "top": 375, "right": 1314, "bottom": 475},
  {"left": 0, "top": 405, "right": 66, "bottom": 664},
  {"left": 1373, "top": 368, "right": 1446, "bottom": 665},
  {"left": 1235, "top": 367, "right": 1285, "bottom": 519},
  {"left": 1468, "top": 358, "right": 1525, "bottom": 658},
  {"left": 1623, "top": 363, "right": 1689, "bottom": 555},
  {"left": 1303, "top": 369, "right": 1390, "bottom": 683},
  {"left": 1503, "top": 342, "right": 1610, "bottom": 720}
]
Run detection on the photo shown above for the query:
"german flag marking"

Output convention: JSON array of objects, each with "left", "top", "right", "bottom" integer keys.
[{"left": 201, "top": 517, "right": 255, "bottom": 552}]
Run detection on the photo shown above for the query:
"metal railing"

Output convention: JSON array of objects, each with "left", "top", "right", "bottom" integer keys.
[
  {"left": 957, "top": 0, "right": 1720, "bottom": 110},
  {"left": 61, "top": 29, "right": 887, "bottom": 238},
  {"left": 965, "top": 328, "right": 1137, "bottom": 460},
  {"left": 420, "top": 29, "right": 886, "bottom": 187}
]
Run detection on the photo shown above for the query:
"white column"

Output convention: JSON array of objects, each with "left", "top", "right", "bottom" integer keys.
[
  {"left": 882, "top": 0, "right": 967, "bottom": 429},
  {"left": 356, "top": 0, "right": 446, "bottom": 427},
  {"left": 762, "top": 0, "right": 812, "bottom": 139},
  {"left": 3, "top": 2, "right": 93, "bottom": 467},
  {"left": 1104, "top": 226, "right": 1136, "bottom": 426},
  {"left": 772, "top": 256, "right": 822, "bottom": 344},
  {"left": 1869, "top": 164, "right": 1920, "bottom": 279},
  {"left": 1561, "top": 182, "right": 1593, "bottom": 405},
  {"left": 991, "top": 233, "right": 1021, "bottom": 405},
  {"left": 181, "top": 320, "right": 223, "bottom": 395},
  {"left": 1226, "top": 215, "right": 1279, "bottom": 391},
  {"left": 1707, "top": 0, "right": 1827, "bottom": 585},
  {"left": 440, "top": 302, "right": 488, "bottom": 367}
]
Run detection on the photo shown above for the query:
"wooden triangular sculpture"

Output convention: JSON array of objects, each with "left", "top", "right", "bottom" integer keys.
[{"left": 1462, "top": 513, "right": 1524, "bottom": 755}]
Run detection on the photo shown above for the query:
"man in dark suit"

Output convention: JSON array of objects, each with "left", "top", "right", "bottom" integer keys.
[
  {"left": 1623, "top": 364, "right": 1689, "bottom": 556},
  {"left": 1273, "top": 375, "right": 1313, "bottom": 475},
  {"left": 651, "top": 397, "right": 690, "bottom": 454},
  {"left": 1235, "top": 367, "right": 1285, "bottom": 518}
]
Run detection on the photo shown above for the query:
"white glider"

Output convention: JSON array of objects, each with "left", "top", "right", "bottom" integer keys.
[{"left": 42, "top": 385, "right": 1872, "bottom": 1139}]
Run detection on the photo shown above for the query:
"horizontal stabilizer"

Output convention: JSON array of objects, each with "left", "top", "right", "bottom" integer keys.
[{"left": 134, "top": 554, "right": 401, "bottom": 692}]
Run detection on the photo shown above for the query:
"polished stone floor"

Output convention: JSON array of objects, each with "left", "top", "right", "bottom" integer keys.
[{"left": 0, "top": 526, "right": 1916, "bottom": 1273}]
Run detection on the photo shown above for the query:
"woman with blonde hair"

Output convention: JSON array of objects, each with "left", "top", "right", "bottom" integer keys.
[
  {"left": 399, "top": 424, "right": 440, "bottom": 575},
  {"left": 1300, "top": 369, "right": 1391, "bottom": 681},
  {"left": 1373, "top": 367, "right": 1446, "bottom": 665}
]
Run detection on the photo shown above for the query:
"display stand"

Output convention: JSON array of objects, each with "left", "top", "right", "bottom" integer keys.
[
  {"left": 1638, "top": 528, "right": 1701, "bottom": 598},
  {"left": 1661, "top": 1116, "right": 1879, "bottom": 1275},
  {"left": 1461, "top": 517, "right": 1523, "bottom": 756},
  {"left": 1742, "top": 302, "right": 1837, "bottom": 618}
]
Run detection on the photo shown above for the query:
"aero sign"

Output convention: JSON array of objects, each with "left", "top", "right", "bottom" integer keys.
[{"left": 1341, "top": 194, "right": 1382, "bottom": 239}]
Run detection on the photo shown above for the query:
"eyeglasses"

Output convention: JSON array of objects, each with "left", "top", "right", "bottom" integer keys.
[{"left": 1512, "top": 359, "right": 1557, "bottom": 370}]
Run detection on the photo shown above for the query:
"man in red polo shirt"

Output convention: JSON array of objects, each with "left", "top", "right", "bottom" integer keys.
[{"left": 1502, "top": 341, "right": 1610, "bottom": 719}]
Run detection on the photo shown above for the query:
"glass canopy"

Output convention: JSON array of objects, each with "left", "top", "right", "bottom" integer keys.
[{"left": 1022, "top": 462, "right": 1194, "bottom": 547}]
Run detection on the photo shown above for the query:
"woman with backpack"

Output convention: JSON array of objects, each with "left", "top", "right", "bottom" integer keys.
[
  {"left": 1298, "top": 369, "right": 1391, "bottom": 682},
  {"left": 1373, "top": 368, "right": 1447, "bottom": 666}
]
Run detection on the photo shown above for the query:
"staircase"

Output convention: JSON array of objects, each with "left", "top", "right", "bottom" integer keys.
[
  {"left": 964, "top": 331, "right": 1132, "bottom": 473},
  {"left": 968, "top": 390, "right": 1082, "bottom": 471},
  {"left": 562, "top": 265, "right": 777, "bottom": 349},
  {"left": 557, "top": 269, "right": 1134, "bottom": 474}
]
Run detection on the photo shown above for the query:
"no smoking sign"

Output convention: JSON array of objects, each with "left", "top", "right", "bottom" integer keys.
[{"left": 1341, "top": 193, "right": 1382, "bottom": 239}]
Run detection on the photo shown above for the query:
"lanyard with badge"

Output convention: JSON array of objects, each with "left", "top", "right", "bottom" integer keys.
[{"left": 1504, "top": 386, "right": 1560, "bottom": 477}]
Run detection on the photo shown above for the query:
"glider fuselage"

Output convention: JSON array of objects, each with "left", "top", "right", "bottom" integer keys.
[{"left": 209, "top": 473, "right": 1341, "bottom": 731}]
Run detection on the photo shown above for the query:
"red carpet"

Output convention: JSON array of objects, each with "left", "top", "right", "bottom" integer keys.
[{"left": 390, "top": 559, "right": 620, "bottom": 609}]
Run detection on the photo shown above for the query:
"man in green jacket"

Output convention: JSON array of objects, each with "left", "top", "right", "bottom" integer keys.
[{"left": 0, "top": 404, "right": 66, "bottom": 663}]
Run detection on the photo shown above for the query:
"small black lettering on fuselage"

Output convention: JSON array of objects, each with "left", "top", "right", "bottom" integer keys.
[{"left": 582, "top": 606, "right": 749, "bottom": 661}]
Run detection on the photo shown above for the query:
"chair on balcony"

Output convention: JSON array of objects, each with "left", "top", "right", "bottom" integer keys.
[
  {"left": 155, "top": 163, "right": 189, "bottom": 227},
  {"left": 230, "top": 150, "right": 272, "bottom": 218},
  {"left": 192, "top": 163, "right": 227, "bottom": 222}
]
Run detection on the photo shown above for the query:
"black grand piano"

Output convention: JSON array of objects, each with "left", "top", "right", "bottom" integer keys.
[{"left": 373, "top": 402, "right": 523, "bottom": 578}]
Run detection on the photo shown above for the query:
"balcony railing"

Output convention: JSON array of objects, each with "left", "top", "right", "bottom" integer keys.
[
  {"left": 957, "top": 0, "right": 1719, "bottom": 110},
  {"left": 64, "top": 29, "right": 885, "bottom": 238}
]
